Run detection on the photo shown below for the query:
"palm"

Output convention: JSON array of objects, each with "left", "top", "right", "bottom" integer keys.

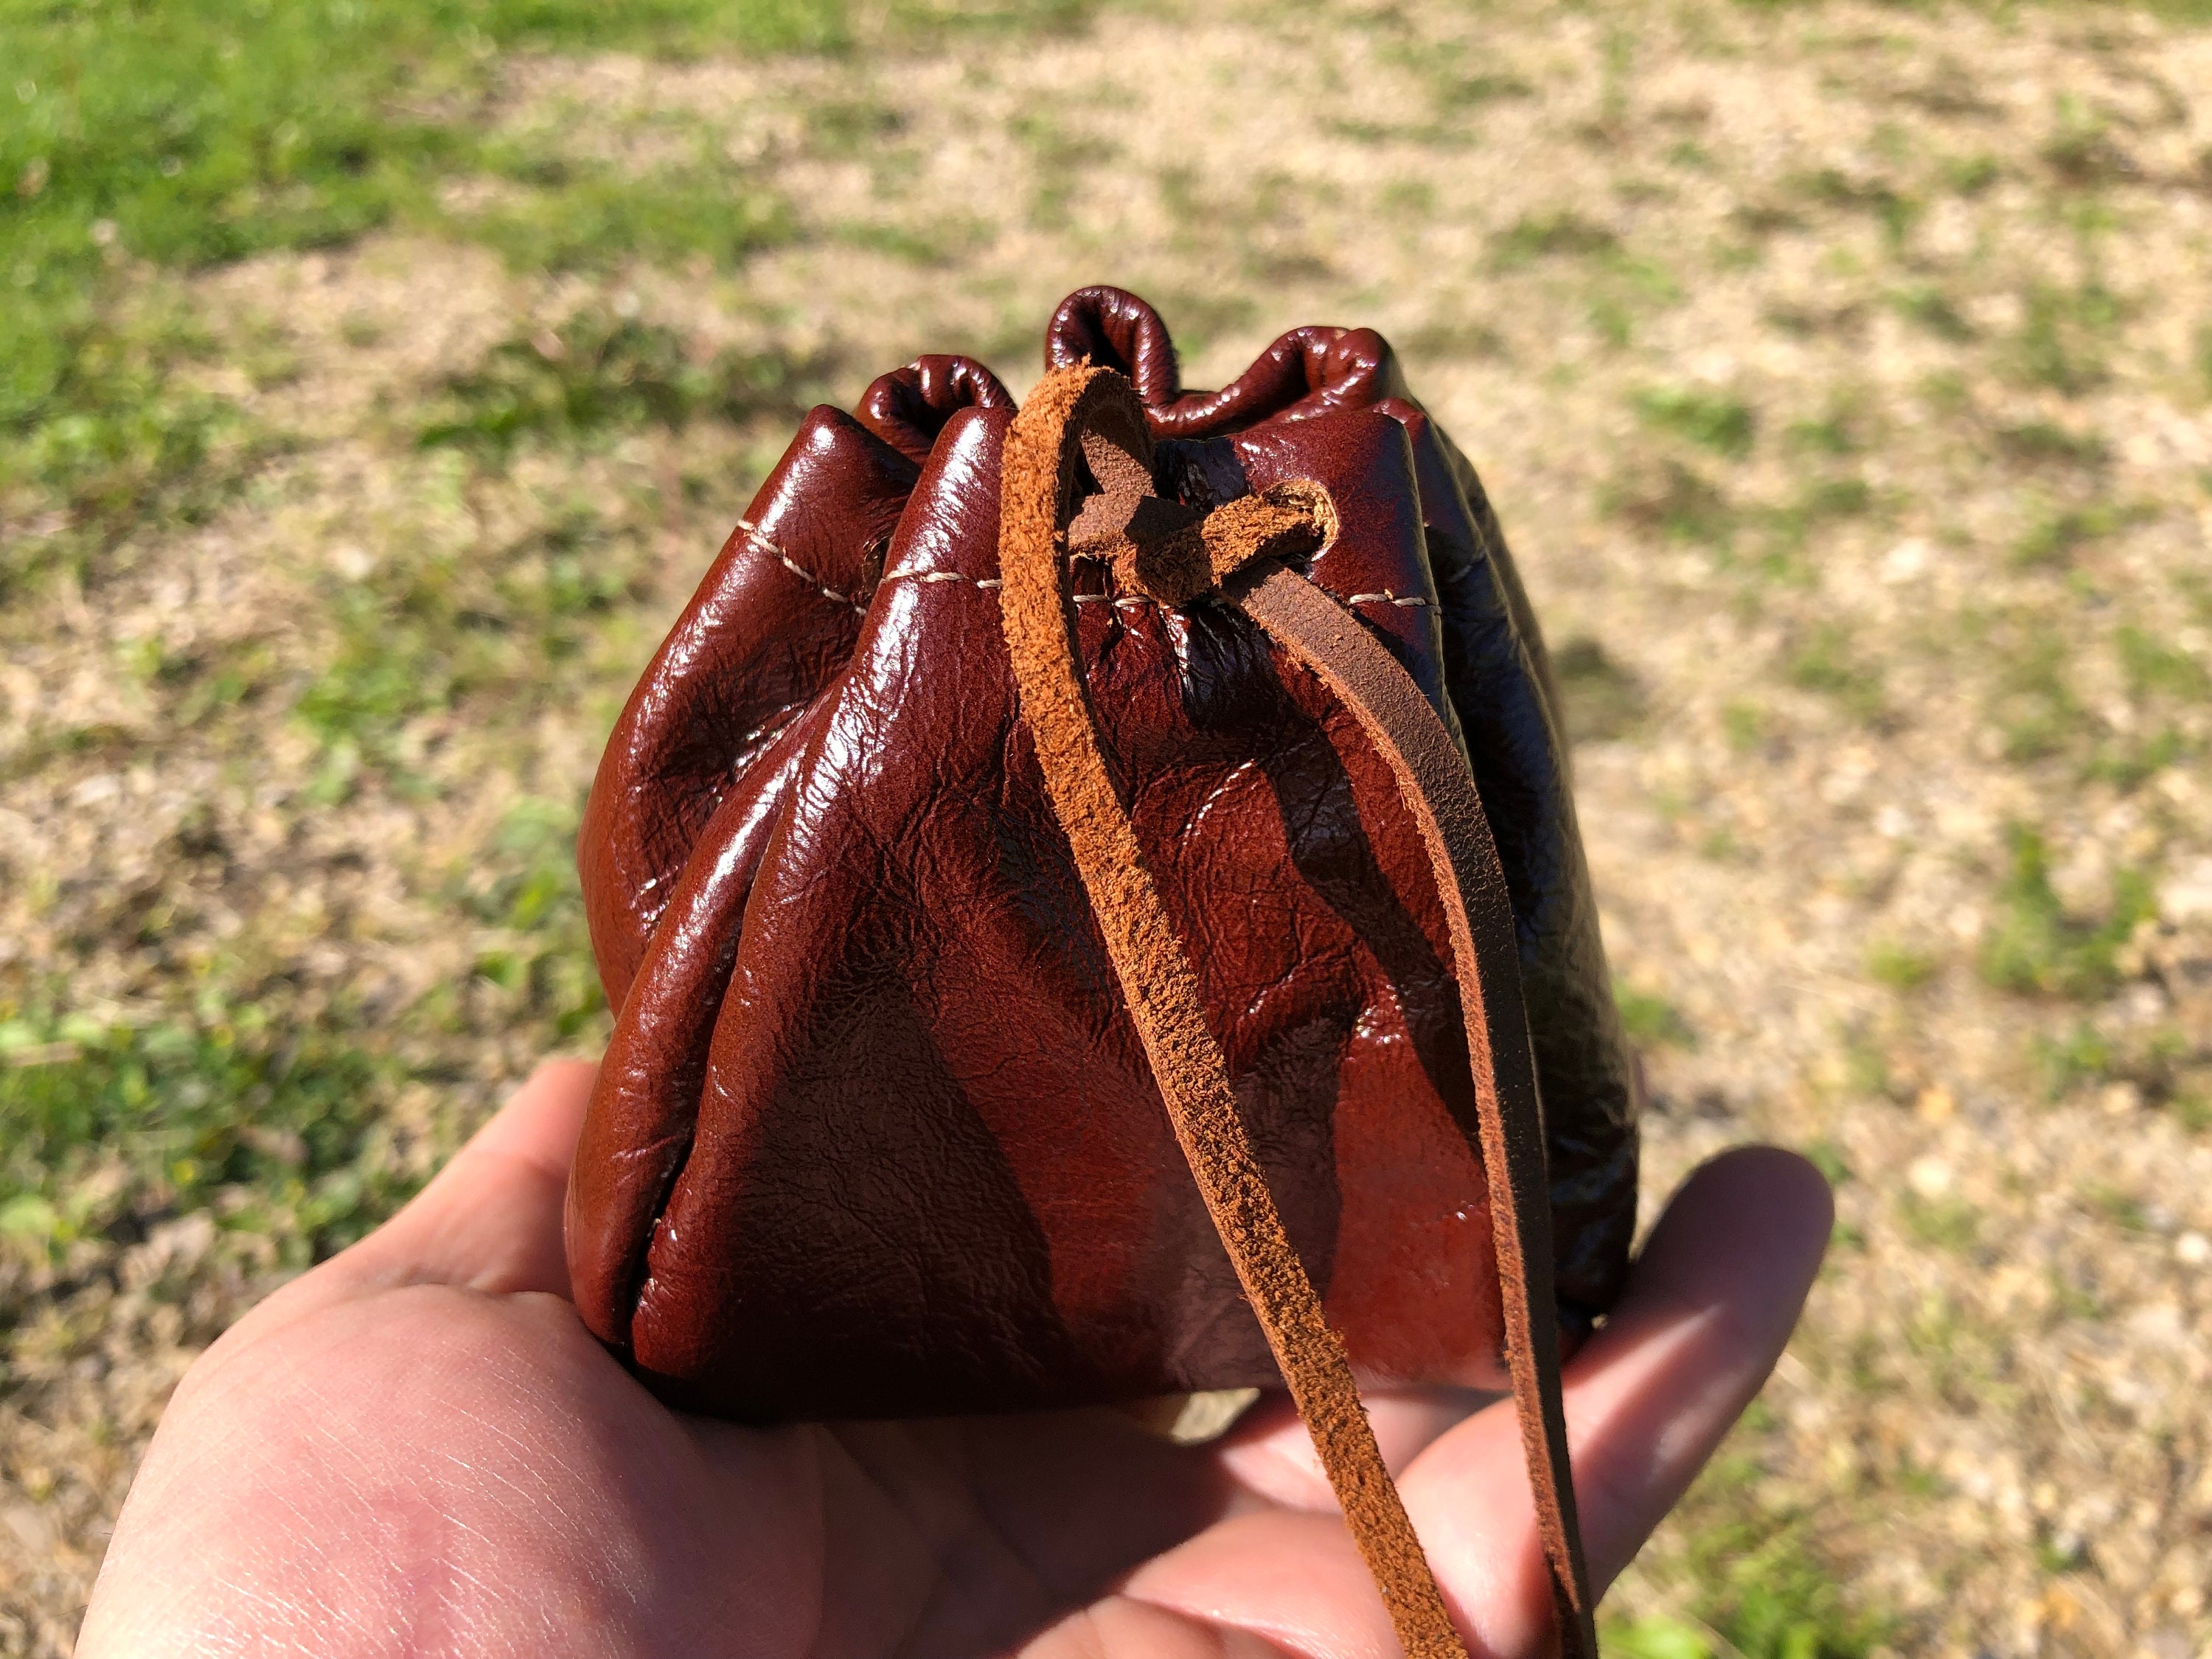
[{"left": 80, "top": 1064, "right": 1829, "bottom": 1659}]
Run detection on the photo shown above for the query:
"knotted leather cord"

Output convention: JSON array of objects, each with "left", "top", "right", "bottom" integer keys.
[{"left": 998, "top": 364, "right": 1597, "bottom": 1659}]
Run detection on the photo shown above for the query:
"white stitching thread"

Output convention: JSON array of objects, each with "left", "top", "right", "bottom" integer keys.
[
  {"left": 881, "top": 564, "right": 1003, "bottom": 590},
  {"left": 737, "top": 518, "right": 869, "bottom": 615},
  {"left": 1341, "top": 591, "right": 1437, "bottom": 609},
  {"left": 744, "top": 520, "right": 1436, "bottom": 613}
]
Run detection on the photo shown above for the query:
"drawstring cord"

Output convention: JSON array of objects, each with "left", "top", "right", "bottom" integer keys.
[{"left": 996, "top": 364, "right": 1597, "bottom": 1659}]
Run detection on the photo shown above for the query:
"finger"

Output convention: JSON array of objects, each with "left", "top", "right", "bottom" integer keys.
[
  {"left": 164, "top": 1060, "right": 599, "bottom": 1407},
  {"left": 1397, "top": 1145, "right": 1834, "bottom": 1653},
  {"left": 1565, "top": 1146, "right": 1834, "bottom": 1583},
  {"left": 1211, "top": 1149, "right": 1829, "bottom": 1526},
  {"left": 330, "top": 1058, "right": 598, "bottom": 1298},
  {"left": 1026, "top": 1596, "right": 1301, "bottom": 1659},
  {"left": 1108, "top": 1512, "right": 1409, "bottom": 1659},
  {"left": 1214, "top": 1386, "right": 1498, "bottom": 1512},
  {"left": 1118, "top": 1146, "right": 1831, "bottom": 1658}
]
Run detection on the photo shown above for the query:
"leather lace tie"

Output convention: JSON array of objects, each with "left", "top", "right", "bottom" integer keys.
[{"left": 998, "top": 364, "right": 1598, "bottom": 1659}]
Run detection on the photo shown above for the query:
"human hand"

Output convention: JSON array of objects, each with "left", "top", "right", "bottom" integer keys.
[{"left": 79, "top": 1061, "right": 1831, "bottom": 1659}]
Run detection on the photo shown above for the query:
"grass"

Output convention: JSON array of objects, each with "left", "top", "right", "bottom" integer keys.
[
  {"left": 1617, "top": 984, "right": 1697, "bottom": 1050},
  {"left": 1946, "top": 153, "right": 2001, "bottom": 195},
  {"left": 4, "top": 0, "right": 464, "bottom": 587},
  {"left": 2082, "top": 1182, "right": 2149, "bottom": 1232},
  {"left": 1787, "top": 625, "right": 1885, "bottom": 724},
  {"left": 1786, "top": 403, "right": 1863, "bottom": 456},
  {"left": 2029, "top": 1020, "right": 2206, "bottom": 1113},
  {"left": 0, "top": 1012, "right": 409, "bottom": 1266},
  {"left": 1994, "top": 420, "right": 2109, "bottom": 468},
  {"left": 1433, "top": 71, "right": 1534, "bottom": 111},
  {"left": 2033, "top": 1023, "right": 2115, "bottom": 1099},
  {"left": 1757, "top": 474, "right": 1872, "bottom": 576},
  {"left": 1801, "top": 1140, "right": 1852, "bottom": 1189},
  {"left": 2084, "top": 724, "right": 2187, "bottom": 791},
  {"left": 0, "top": 283, "right": 282, "bottom": 600},
  {"left": 414, "top": 310, "right": 832, "bottom": 453},
  {"left": 293, "top": 584, "right": 463, "bottom": 789},
  {"left": 1492, "top": 209, "right": 1621, "bottom": 265},
  {"left": 2039, "top": 96, "right": 2137, "bottom": 190},
  {"left": 1901, "top": 1193, "right": 1982, "bottom": 1252},
  {"left": 2012, "top": 280, "right": 2121, "bottom": 395},
  {"left": 2011, "top": 500, "right": 2141, "bottom": 569},
  {"left": 438, "top": 795, "right": 605, "bottom": 1044},
  {"left": 459, "top": 154, "right": 796, "bottom": 274},
  {"left": 1867, "top": 941, "right": 1941, "bottom": 992},
  {"left": 1840, "top": 1026, "right": 1892, "bottom": 1102},
  {"left": 0, "top": 779, "right": 602, "bottom": 1268},
  {"left": 1553, "top": 636, "right": 1647, "bottom": 744},
  {"left": 1602, "top": 457, "right": 1736, "bottom": 544},
  {"left": 1787, "top": 167, "right": 1919, "bottom": 251},
  {"left": 1978, "top": 824, "right": 2156, "bottom": 1001},
  {"left": 2115, "top": 625, "right": 2210, "bottom": 702},
  {"left": 1986, "top": 620, "right": 2082, "bottom": 762},
  {"left": 1888, "top": 283, "right": 1976, "bottom": 343},
  {"left": 1587, "top": 254, "right": 1683, "bottom": 348},
  {"left": 1604, "top": 1452, "right": 1888, "bottom": 1659},
  {"left": 1635, "top": 386, "right": 1756, "bottom": 459},
  {"left": 2171, "top": 1081, "right": 2212, "bottom": 1135},
  {"left": 1399, "top": 318, "right": 1508, "bottom": 361},
  {"left": 291, "top": 479, "right": 666, "bottom": 786},
  {"left": 1722, "top": 699, "right": 1769, "bottom": 752},
  {"left": 0, "top": 0, "right": 1088, "bottom": 599}
]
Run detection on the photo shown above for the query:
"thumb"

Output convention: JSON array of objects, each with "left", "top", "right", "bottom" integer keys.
[
  {"left": 168, "top": 1059, "right": 599, "bottom": 1408},
  {"left": 329, "top": 1058, "right": 597, "bottom": 1298}
]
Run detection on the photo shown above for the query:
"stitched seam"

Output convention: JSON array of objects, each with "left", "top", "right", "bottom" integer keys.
[
  {"left": 742, "top": 517, "right": 1435, "bottom": 613},
  {"left": 737, "top": 517, "right": 870, "bottom": 615},
  {"left": 622, "top": 703, "right": 831, "bottom": 1346},
  {"left": 882, "top": 563, "right": 1004, "bottom": 591},
  {"left": 887, "top": 565, "right": 1434, "bottom": 610},
  {"left": 1340, "top": 589, "right": 1436, "bottom": 608}
]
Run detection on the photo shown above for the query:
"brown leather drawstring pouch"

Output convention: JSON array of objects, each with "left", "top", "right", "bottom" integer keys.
[{"left": 568, "top": 285, "right": 1641, "bottom": 1659}]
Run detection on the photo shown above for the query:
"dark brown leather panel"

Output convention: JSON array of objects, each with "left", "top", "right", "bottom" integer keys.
[
  {"left": 566, "top": 717, "right": 819, "bottom": 1348},
  {"left": 568, "top": 289, "right": 1639, "bottom": 1415},
  {"left": 1229, "top": 410, "right": 1455, "bottom": 721},
  {"left": 630, "top": 410, "right": 1253, "bottom": 1412},
  {"left": 1372, "top": 399, "right": 1638, "bottom": 1323},
  {"left": 578, "top": 406, "right": 920, "bottom": 1006}
]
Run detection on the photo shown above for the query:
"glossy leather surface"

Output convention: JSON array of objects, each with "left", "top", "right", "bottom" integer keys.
[{"left": 569, "top": 289, "right": 1638, "bottom": 1420}]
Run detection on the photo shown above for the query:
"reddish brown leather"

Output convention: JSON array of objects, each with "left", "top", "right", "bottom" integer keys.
[{"left": 568, "top": 288, "right": 1639, "bottom": 1420}]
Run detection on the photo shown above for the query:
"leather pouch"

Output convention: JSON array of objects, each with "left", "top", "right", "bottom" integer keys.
[{"left": 568, "top": 288, "right": 1640, "bottom": 1657}]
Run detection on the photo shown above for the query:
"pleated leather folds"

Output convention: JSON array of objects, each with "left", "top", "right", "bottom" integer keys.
[{"left": 568, "top": 288, "right": 1639, "bottom": 1420}]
